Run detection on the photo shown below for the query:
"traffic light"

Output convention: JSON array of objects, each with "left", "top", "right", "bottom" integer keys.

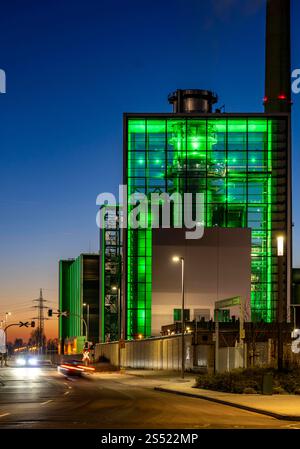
[
  {"left": 48, "top": 309, "right": 53, "bottom": 317},
  {"left": 31, "top": 321, "right": 35, "bottom": 328}
]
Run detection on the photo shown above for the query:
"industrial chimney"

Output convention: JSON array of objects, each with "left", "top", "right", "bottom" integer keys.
[
  {"left": 264, "top": 0, "right": 291, "bottom": 113},
  {"left": 168, "top": 89, "right": 218, "bottom": 113}
]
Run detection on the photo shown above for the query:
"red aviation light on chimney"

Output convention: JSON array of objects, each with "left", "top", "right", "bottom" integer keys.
[
  {"left": 263, "top": 96, "right": 268, "bottom": 103},
  {"left": 278, "top": 94, "right": 287, "bottom": 100}
]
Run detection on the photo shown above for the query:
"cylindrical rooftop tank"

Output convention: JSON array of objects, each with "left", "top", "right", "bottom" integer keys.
[{"left": 168, "top": 89, "right": 218, "bottom": 113}]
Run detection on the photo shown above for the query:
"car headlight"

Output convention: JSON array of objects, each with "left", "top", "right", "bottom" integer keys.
[
  {"left": 28, "top": 357, "right": 38, "bottom": 366},
  {"left": 16, "top": 357, "right": 26, "bottom": 366}
]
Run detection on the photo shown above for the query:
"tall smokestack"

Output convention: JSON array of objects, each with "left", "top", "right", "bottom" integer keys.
[{"left": 264, "top": 0, "right": 291, "bottom": 113}]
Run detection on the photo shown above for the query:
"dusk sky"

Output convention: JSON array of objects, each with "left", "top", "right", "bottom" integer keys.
[{"left": 0, "top": 0, "right": 299, "bottom": 341}]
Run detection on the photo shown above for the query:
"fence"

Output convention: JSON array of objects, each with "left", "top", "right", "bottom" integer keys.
[
  {"left": 95, "top": 334, "right": 194, "bottom": 371},
  {"left": 95, "top": 335, "right": 300, "bottom": 373}
]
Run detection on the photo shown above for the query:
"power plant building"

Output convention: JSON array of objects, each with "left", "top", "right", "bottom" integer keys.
[
  {"left": 122, "top": 110, "right": 291, "bottom": 339},
  {"left": 119, "top": 0, "right": 292, "bottom": 340},
  {"left": 59, "top": 254, "right": 100, "bottom": 352}
]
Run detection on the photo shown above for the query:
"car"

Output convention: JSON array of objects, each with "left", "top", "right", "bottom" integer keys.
[
  {"left": 14, "top": 353, "right": 40, "bottom": 367},
  {"left": 57, "top": 360, "right": 95, "bottom": 376}
]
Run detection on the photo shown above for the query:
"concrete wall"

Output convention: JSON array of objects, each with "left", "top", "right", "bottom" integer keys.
[
  {"left": 96, "top": 336, "right": 300, "bottom": 373},
  {"left": 152, "top": 228, "right": 251, "bottom": 336},
  {"left": 95, "top": 335, "right": 194, "bottom": 371},
  {"left": 95, "top": 334, "right": 242, "bottom": 373}
]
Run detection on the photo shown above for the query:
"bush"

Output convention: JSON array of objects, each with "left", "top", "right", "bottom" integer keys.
[
  {"left": 275, "top": 370, "right": 300, "bottom": 394},
  {"left": 195, "top": 369, "right": 262, "bottom": 394},
  {"left": 273, "top": 386, "right": 287, "bottom": 395},
  {"left": 196, "top": 367, "right": 300, "bottom": 395},
  {"left": 98, "top": 355, "right": 110, "bottom": 363},
  {"left": 243, "top": 387, "right": 257, "bottom": 394}
]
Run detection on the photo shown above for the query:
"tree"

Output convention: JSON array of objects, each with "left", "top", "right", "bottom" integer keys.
[
  {"left": 28, "top": 328, "right": 46, "bottom": 348},
  {"left": 13, "top": 338, "right": 24, "bottom": 349},
  {"left": 47, "top": 338, "right": 58, "bottom": 351}
]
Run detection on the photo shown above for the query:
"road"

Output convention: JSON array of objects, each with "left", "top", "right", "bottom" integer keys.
[{"left": 0, "top": 365, "right": 300, "bottom": 429}]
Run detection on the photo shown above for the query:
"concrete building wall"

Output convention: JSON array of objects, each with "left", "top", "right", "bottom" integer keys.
[{"left": 152, "top": 228, "right": 251, "bottom": 336}]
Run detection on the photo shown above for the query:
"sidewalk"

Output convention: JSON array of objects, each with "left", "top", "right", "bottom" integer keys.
[
  {"left": 120, "top": 369, "right": 300, "bottom": 421},
  {"left": 154, "top": 379, "right": 300, "bottom": 421}
]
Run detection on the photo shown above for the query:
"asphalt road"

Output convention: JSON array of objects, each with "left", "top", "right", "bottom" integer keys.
[{"left": 0, "top": 366, "right": 300, "bottom": 429}]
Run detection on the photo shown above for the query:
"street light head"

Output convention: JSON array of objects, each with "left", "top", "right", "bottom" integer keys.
[
  {"left": 172, "top": 256, "right": 180, "bottom": 263},
  {"left": 83, "top": 303, "right": 87, "bottom": 306},
  {"left": 277, "top": 235, "right": 284, "bottom": 256},
  {"left": 112, "top": 286, "right": 117, "bottom": 291}
]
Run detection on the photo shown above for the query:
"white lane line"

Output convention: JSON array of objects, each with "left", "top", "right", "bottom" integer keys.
[
  {"left": 41, "top": 400, "right": 53, "bottom": 405},
  {"left": 0, "top": 413, "right": 10, "bottom": 418}
]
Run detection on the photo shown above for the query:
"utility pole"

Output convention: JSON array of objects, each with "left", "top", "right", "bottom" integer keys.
[
  {"left": 32, "top": 288, "right": 48, "bottom": 355},
  {"left": 172, "top": 256, "right": 185, "bottom": 379}
]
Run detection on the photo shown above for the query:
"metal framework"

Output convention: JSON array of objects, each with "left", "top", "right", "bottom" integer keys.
[{"left": 100, "top": 206, "right": 122, "bottom": 342}]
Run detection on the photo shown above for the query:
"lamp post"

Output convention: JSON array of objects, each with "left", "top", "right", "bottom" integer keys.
[
  {"left": 112, "top": 285, "right": 122, "bottom": 369},
  {"left": 83, "top": 303, "right": 90, "bottom": 342},
  {"left": 5, "top": 312, "right": 11, "bottom": 325},
  {"left": 112, "top": 286, "right": 121, "bottom": 340},
  {"left": 172, "top": 256, "right": 185, "bottom": 379},
  {"left": 277, "top": 235, "right": 284, "bottom": 371}
]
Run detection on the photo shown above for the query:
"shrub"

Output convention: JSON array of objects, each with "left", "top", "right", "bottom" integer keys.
[
  {"left": 196, "top": 368, "right": 300, "bottom": 395},
  {"left": 273, "top": 386, "right": 287, "bottom": 395},
  {"left": 98, "top": 355, "right": 110, "bottom": 363},
  {"left": 243, "top": 387, "right": 257, "bottom": 394},
  {"left": 195, "top": 369, "right": 262, "bottom": 394}
]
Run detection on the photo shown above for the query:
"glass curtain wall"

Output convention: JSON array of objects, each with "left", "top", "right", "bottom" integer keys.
[{"left": 126, "top": 117, "right": 288, "bottom": 338}]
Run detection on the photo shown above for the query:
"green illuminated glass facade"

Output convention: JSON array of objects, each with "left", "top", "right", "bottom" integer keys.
[
  {"left": 124, "top": 115, "right": 289, "bottom": 339},
  {"left": 59, "top": 254, "right": 100, "bottom": 343},
  {"left": 59, "top": 258, "right": 82, "bottom": 340}
]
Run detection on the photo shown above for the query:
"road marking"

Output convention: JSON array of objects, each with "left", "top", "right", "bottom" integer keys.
[
  {"left": 41, "top": 400, "right": 53, "bottom": 405},
  {"left": 64, "top": 391, "right": 70, "bottom": 395},
  {"left": 0, "top": 413, "right": 10, "bottom": 418},
  {"left": 193, "top": 424, "right": 210, "bottom": 428}
]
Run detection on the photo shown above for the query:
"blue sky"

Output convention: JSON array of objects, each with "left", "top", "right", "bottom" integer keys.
[{"left": 0, "top": 0, "right": 299, "bottom": 338}]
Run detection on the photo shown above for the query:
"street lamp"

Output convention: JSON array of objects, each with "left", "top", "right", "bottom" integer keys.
[
  {"left": 172, "top": 255, "right": 185, "bottom": 379},
  {"left": 83, "top": 303, "right": 90, "bottom": 342},
  {"left": 112, "top": 285, "right": 122, "bottom": 369},
  {"left": 112, "top": 285, "right": 121, "bottom": 340},
  {"left": 277, "top": 235, "right": 284, "bottom": 371}
]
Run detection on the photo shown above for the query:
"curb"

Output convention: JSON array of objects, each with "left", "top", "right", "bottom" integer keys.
[{"left": 154, "top": 386, "right": 300, "bottom": 421}]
